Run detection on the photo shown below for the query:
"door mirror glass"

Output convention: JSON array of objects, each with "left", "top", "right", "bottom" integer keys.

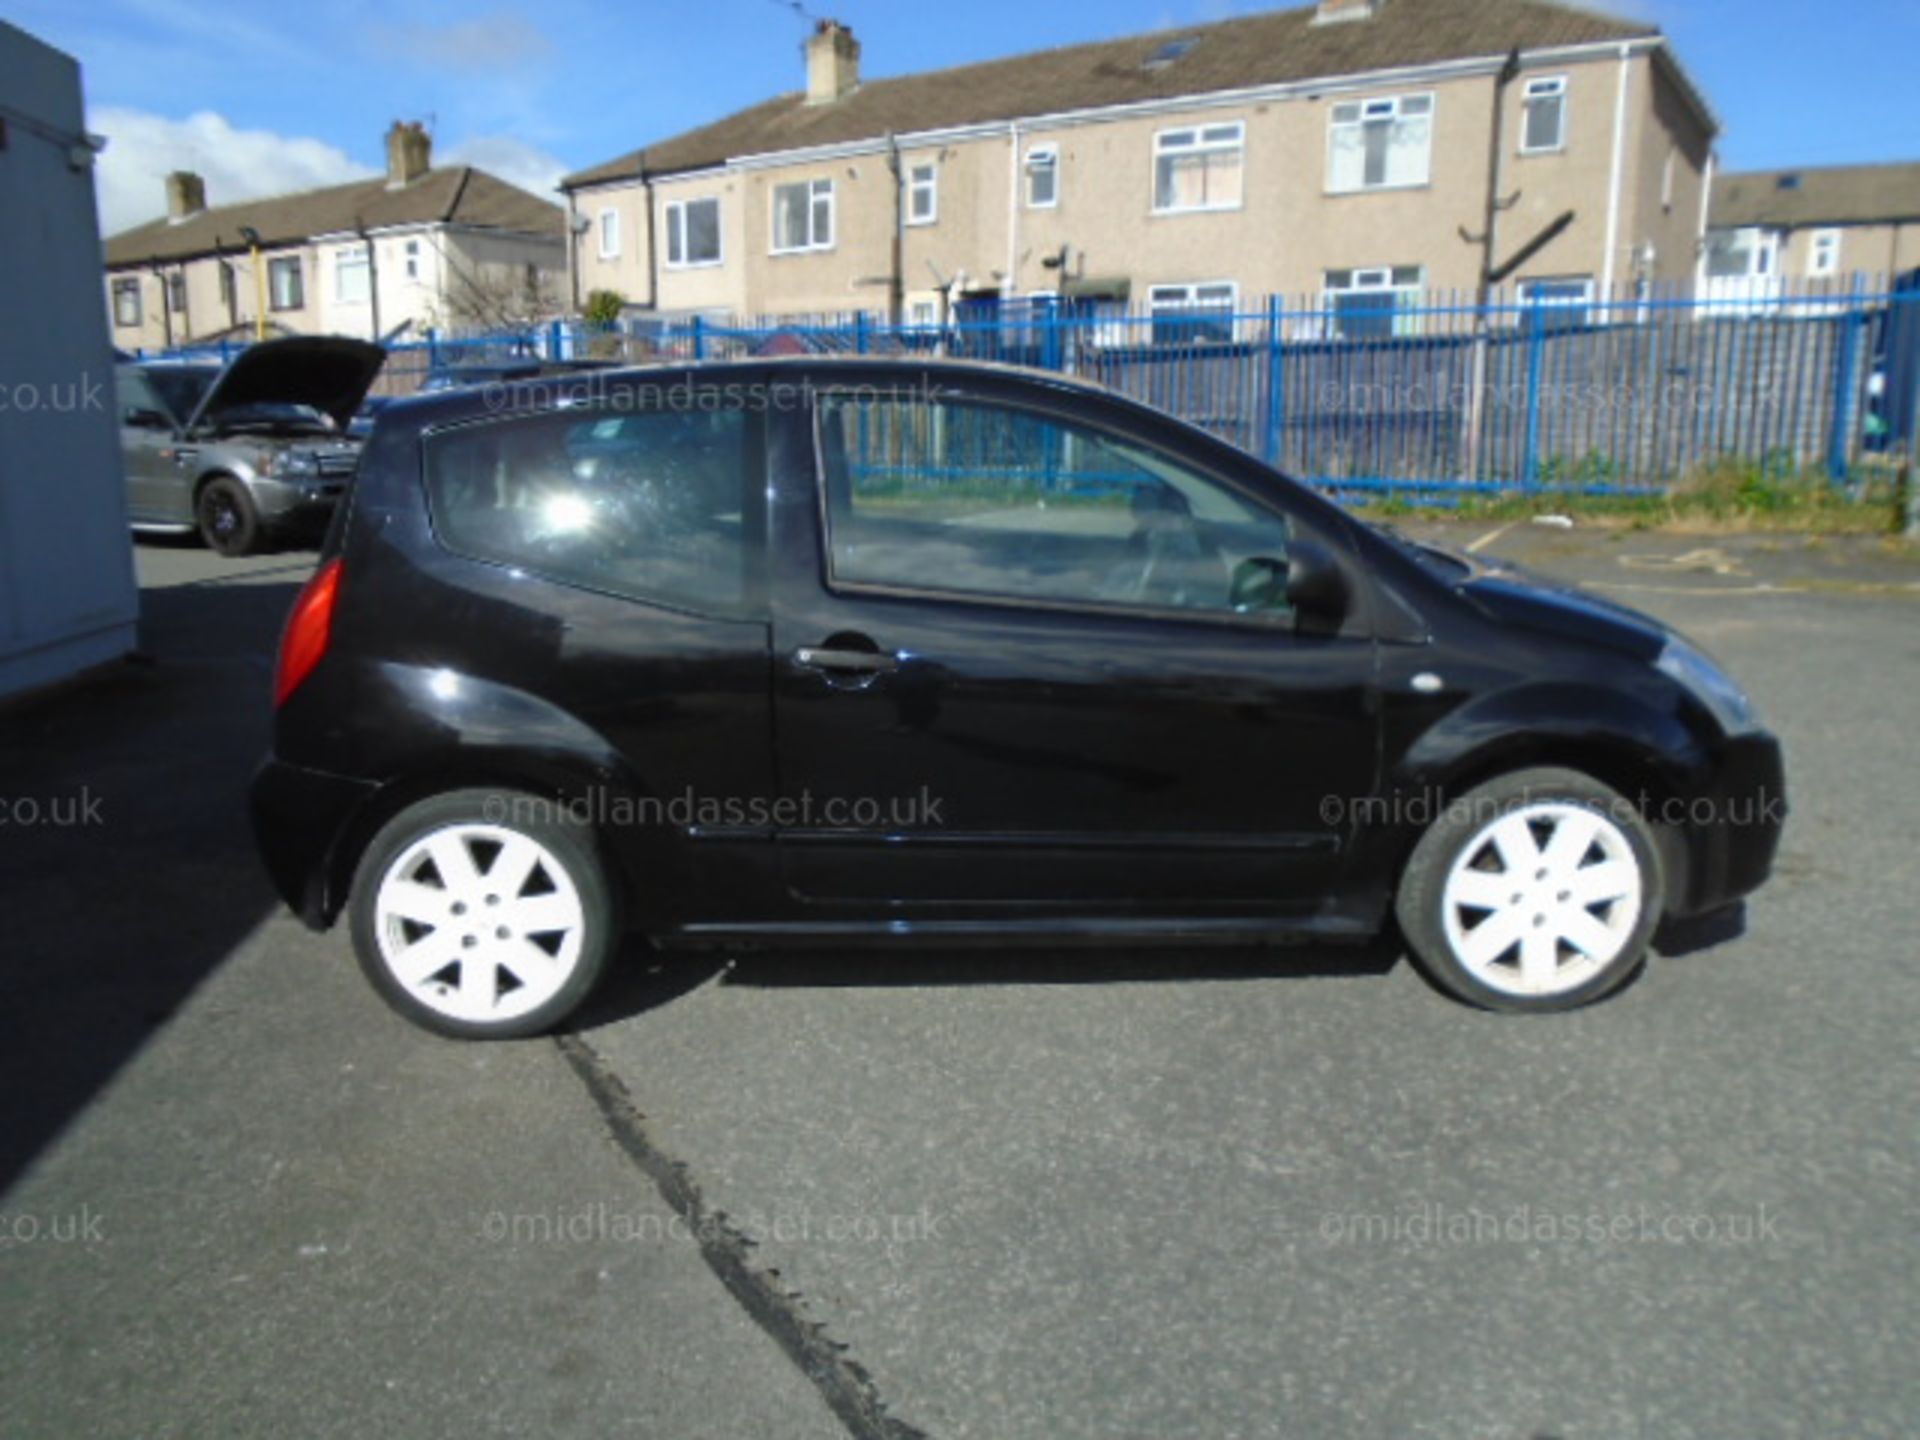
[
  {"left": 1229, "top": 556, "right": 1289, "bottom": 615},
  {"left": 1282, "top": 538, "right": 1351, "bottom": 634}
]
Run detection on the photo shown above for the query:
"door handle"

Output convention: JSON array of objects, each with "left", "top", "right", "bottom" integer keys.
[{"left": 794, "top": 646, "right": 898, "bottom": 675}]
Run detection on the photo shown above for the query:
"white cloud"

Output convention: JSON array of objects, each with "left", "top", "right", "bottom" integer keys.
[
  {"left": 91, "top": 107, "right": 374, "bottom": 236},
  {"left": 377, "top": 13, "right": 556, "bottom": 73},
  {"left": 441, "top": 135, "right": 568, "bottom": 201}
]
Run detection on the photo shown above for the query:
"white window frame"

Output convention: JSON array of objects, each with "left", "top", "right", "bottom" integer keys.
[
  {"left": 907, "top": 163, "right": 938, "bottom": 227},
  {"left": 1323, "top": 265, "right": 1425, "bottom": 337},
  {"left": 1519, "top": 75, "right": 1568, "bottom": 155},
  {"left": 1148, "top": 281, "right": 1240, "bottom": 342},
  {"left": 771, "top": 177, "right": 836, "bottom": 255},
  {"left": 268, "top": 256, "right": 303, "bottom": 311},
  {"left": 112, "top": 277, "right": 142, "bottom": 328},
  {"left": 1705, "top": 227, "right": 1777, "bottom": 282},
  {"left": 335, "top": 243, "right": 370, "bottom": 304},
  {"left": 1808, "top": 228, "right": 1842, "bottom": 279},
  {"left": 665, "top": 196, "right": 724, "bottom": 269},
  {"left": 597, "top": 208, "right": 621, "bottom": 260},
  {"left": 404, "top": 238, "right": 421, "bottom": 281},
  {"left": 1152, "top": 121, "right": 1246, "bottom": 215},
  {"left": 1327, "top": 92, "right": 1434, "bottom": 194},
  {"left": 1025, "top": 144, "right": 1059, "bottom": 209}
]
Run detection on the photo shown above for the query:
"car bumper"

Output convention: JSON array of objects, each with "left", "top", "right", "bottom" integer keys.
[
  {"left": 1666, "top": 732, "right": 1787, "bottom": 917},
  {"left": 250, "top": 757, "right": 379, "bottom": 929},
  {"left": 250, "top": 476, "right": 350, "bottom": 531}
]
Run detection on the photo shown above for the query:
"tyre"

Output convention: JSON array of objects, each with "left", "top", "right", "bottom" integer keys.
[
  {"left": 196, "top": 476, "right": 263, "bottom": 557},
  {"left": 348, "top": 789, "right": 616, "bottom": 1039},
  {"left": 1395, "top": 767, "right": 1664, "bottom": 1013}
]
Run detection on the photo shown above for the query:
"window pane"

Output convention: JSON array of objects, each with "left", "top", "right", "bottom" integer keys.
[
  {"left": 1523, "top": 92, "right": 1564, "bottom": 150},
  {"left": 1027, "top": 151, "right": 1057, "bottom": 206},
  {"left": 774, "top": 184, "right": 808, "bottom": 249},
  {"left": 425, "top": 407, "right": 752, "bottom": 616},
  {"left": 1385, "top": 113, "right": 1430, "bottom": 185},
  {"left": 667, "top": 208, "right": 686, "bottom": 265},
  {"left": 812, "top": 189, "right": 833, "bottom": 246},
  {"left": 818, "top": 395, "right": 1293, "bottom": 617},
  {"left": 687, "top": 199, "right": 721, "bottom": 263}
]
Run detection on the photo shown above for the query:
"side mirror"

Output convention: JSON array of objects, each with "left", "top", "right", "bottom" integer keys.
[
  {"left": 1283, "top": 538, "right": 1351, "bottom": 634},
  {"left": 124, "top": 407, "right": 171, "bottom": 430},
  {"left": 1229, "top": 556, "right": 1289, "bottom": 615}
]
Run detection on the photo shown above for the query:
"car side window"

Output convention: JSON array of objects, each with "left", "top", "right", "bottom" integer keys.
[
  {"left": 423, "top": 407, "right": 754, "bottom": 618},
  {"left": 816, "top": 393, "right": 1295, "bottom": 619},
  {"left": 116, "top": 370, "right": 166, "bottom": 427}
]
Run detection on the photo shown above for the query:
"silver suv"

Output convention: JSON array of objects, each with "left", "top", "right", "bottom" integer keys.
[{"left": 117, "top": 337, "right": 384, "bottom": 556}]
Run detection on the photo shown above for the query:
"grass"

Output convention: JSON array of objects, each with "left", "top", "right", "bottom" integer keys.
[{"left": 1352, "top": 454, "right": 1915, "bottom": 535}]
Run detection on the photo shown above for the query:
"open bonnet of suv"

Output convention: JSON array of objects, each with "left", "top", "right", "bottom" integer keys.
[{"left": 184, "top": 336, "right": 386, "bottom": 433}]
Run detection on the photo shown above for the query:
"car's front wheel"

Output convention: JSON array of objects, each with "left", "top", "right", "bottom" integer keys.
[
  {"left": 1396, "top": 767, "right": 1664, "bottom": 1012},
  {"left": 196, "top": 476, "right": 262, "bottom": 557},
  {"left": 348, "top": 790, "right": 616, "bottom": 1039}
]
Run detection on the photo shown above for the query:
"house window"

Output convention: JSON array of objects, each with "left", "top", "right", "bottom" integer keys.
[
  {"left": 1705, "top": 228, "right": 1774, "bottom": 281},
  {"left": 666, "top": 197, "right": 723, "bottom": 267},
  {"left": 336, "top": 244, "right": 370, "bottom": 304},
  {"left": 269, "top": 256, "right": 304, "bottom": 311},
  {"left": 1026, "top": 144, "right": 1059, "bottom": 208},
  {"left": 1154, "top": 123, "right": 1245, "bottom": 213},
  {"left": 112, "top": 277, "right": 142, "bottom": 327},
  {"left": 598, "top": 208, "right": 621, "bottom": 259},
  {"left": 1661, "top": 149, "right": 1677, "bottom": 212},
  {"left": 218, "top": 261, "right": 236, "bottom": 313},
  {"left": 1328, "top": 93, "right": 1433, "bottom": 192},
  {"left": 1520, "top": 76, "right": 1567, "bottom": 154},
  {"left": 908, "top": 300, "right": 938, "bottom": 327},
  {"left": 772, "top": 177, "right": 834, "bottom": 253},
  {"left": 1809, "top": 228, "right": 1841, "bottom": 278},
  {"left": 1517, "top": 276, "right": 1595, "bottom": 329},
  {"left": 1148, "top": 282, "right": 1238, "bottom": 343},
  {"left": 907, "top": 163, "right": 938, "bottom": 226},
  {"left": 165, "top": 272, "right": 188, "bottom": 320},
  {"left": 405, "top": 239, "right": 421, "bottom": 280},
  {"left": 1324, "top": 266, "right": 1424, "bottom": 337}
]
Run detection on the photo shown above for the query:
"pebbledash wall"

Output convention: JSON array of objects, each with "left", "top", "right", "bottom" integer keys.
[{"left": 0, "top": 21, "right": 138, "bottom": 700}]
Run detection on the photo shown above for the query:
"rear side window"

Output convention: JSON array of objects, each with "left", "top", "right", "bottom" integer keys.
[{"left": 423, "top": 407, "right": 754, "bottom": 617}]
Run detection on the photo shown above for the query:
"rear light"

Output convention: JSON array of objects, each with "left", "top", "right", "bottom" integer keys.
[{"left": 274, "top": 558, "right": 343, "bottom": 706}]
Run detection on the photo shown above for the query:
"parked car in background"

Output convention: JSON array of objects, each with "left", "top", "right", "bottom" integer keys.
[
  {"left": 252, "top": 359, "right": 1786, "bottom": 1039},
  {"left": 415, "top": 358, "right": 615, "bottom": 396},
  {"left": 117, "top": 337, "right": 384, "bottom": 556}
]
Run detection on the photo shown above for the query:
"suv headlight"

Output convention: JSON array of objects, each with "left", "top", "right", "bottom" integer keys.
[
  {"left": 1657, "top": 638, "right": 1761, "bottom": 735},
  {"left": 263, "top": 450, "right": 319, "bottom": 478}
]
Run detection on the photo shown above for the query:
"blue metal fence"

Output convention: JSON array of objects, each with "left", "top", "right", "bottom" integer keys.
[{"left": 142, "top": 277, "right": 1920, "bottom": 503}]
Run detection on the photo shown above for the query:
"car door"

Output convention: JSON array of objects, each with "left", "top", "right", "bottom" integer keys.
[
  {"left": 115, "top": 368, "right": 180, "bottom": 523},
  {"left": 767, "top": 378, "right": 1380, "bottom": 918}
]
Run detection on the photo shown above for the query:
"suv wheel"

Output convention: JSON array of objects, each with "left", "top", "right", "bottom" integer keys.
[
  {"left": 196, "top": 476, "right": 262, "bottom": 557},
  {"left": 348, "top": 789, "right": 615, "bottom": 1039},
  {"left": 1395, "top": 767, "right": 1663, "bottom": 1012}
]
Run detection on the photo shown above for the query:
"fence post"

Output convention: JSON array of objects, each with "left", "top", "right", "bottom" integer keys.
[
  {"left": 690, "top": 314, "right": 706, "bottom": 361},
  {"left": 1262, "top": 295, "right": 1284, "bottom": 465},
  {"left": 1521, "top": 297, "right": 1547, "bottom": 490},
  {"left": 1827, "top": 275, "right": 1865, "bottom": 485},
  {"left": 854, "top": 312, "right": 870, "bottom": 355},
  {"left": 426, "top": 328, "right": 440, "bottom": 373}
]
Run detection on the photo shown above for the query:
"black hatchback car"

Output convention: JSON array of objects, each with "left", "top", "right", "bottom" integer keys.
[{"left": 252, "top": 360, "right": 1785, "bottom": 1038}]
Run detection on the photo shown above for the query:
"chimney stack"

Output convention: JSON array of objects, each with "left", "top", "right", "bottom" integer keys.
[
  {"left": 385, "top": 121, "right": 432, "bottom": 188},
  {"left": 165, "top": 170, "right": 206, "bottom": 223},
  {"left": 1312, "top": 0, "right": 1385, "bottom": 23},
  {"left": 805, "top": 20, "right": 860, "bottom": 106}
]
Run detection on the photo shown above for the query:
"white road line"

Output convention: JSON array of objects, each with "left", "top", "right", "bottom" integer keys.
[{"left": 1466, "top": 523, "right": 1515, "bottom": 554}]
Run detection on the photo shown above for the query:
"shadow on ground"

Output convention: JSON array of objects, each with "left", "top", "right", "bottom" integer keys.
[
  {"left": 0, "top": 572, "right": 297, "bottom": 1190},
  {"left": 570, "top": 934, "right": 1406, "bottom": 1032}
]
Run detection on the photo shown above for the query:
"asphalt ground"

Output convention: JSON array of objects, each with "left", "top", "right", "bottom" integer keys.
[{"left": 0, "top": 521, "right": 1914, "bottom": 1438}]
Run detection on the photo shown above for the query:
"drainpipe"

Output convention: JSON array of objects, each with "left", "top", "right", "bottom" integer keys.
[
  {"left": 357, "top": 221, "right": 382, "bottom": 343},
  {"left": 643, "top": 172, "right": 659, "bottom": 310},
  {"left": 1600, "top": 42, "right": 1633, "bottom": 296},
  {"left": 1693, "top": 150, "right": 1715, "bottom": 297},
  {"left": 886, "top": 133, "right": 905, "bottom": 327},
  {"left": 564, "top": 189, "right": 580, "bottom": 315},
  {"left": 1006, "top": 119, "right": 1023, "bottom": 300}
]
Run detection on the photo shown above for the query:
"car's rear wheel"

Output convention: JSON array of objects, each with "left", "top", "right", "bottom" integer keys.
[
  {"left": 348, "top": 790, "right": 615, "bottom": 1039},
  {"left": 196, "top": 476, "right": 262, "bottom": 557},
  {"left": 1395, "top": 767, "right": 1663, "bottom": 1012}
]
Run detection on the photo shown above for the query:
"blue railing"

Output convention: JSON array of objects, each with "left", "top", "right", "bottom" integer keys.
[{"left": 139, "top": 277, "right": 1920, "bottom": 502}]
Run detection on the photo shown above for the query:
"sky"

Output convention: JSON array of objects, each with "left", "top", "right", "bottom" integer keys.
[{"left": 6, "top": 0, "right": 1918, "bottom": 236}]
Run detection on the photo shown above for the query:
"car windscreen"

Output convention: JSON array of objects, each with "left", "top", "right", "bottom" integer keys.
[{"left": 145, "top": 367, "right": 218, "bottom": 424}]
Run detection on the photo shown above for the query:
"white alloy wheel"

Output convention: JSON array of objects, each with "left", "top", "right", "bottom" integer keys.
[
  {"left": 1439, "top": 802, "right": 1644, "bottom": 998},
  {"left": 371, "top": 822, "right": 587, "bottom": 1025}
]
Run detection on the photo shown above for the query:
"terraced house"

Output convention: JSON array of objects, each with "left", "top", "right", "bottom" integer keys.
[
  {"left": 103, "top": 123, "right": 565, "bottom": 352},
  {"left": 561, "top": 0, "right": 1717, "bottom": 333}
]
